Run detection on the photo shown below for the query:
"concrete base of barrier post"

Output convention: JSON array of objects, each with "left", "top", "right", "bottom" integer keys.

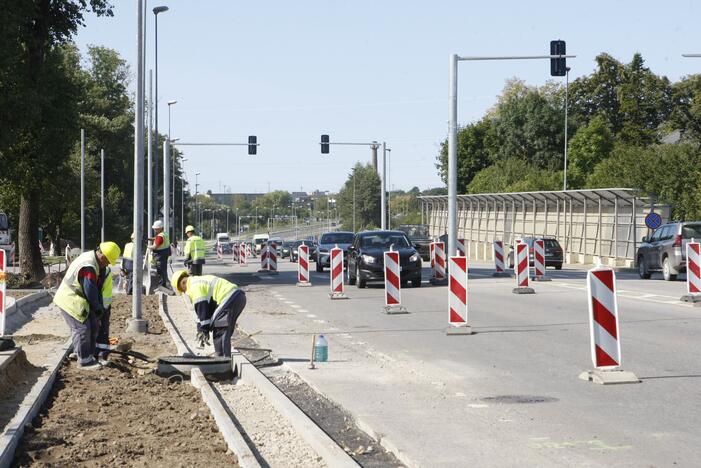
[
  {"left": 429, "top": 277, "right": 448, "bottom": 286},
  {"left": 446, "top": 325, "right": 472, "bottom": 335},
  {"left": 296, "top": 282, "right": 312, "bottom": 287},
  {"left": 532, "top": 276, "right": 552, "bottom": 282},
  {"left": 329, "top": 292, "right": 348, "bottom": 300},
  {"left": 492, "top": 272, "right": 511, "bottom": 278},
  {"left": 512, "top": 287, "right": 535, "bottom": 294},
  {"left": 383, "top": 305, "right": 408, "bottom": 315},
  {"left": 578, "top": 369, "right": 640, "bottom": 385},
  {"left": 680, "top": 294, "right": 701, "bottom": 305}
]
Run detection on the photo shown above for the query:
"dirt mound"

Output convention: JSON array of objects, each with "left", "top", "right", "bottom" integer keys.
[{"left": 13, "top": 294, "right": 238, "bottom": 467}]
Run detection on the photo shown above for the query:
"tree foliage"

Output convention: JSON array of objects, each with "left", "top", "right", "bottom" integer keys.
[{"left": 337, "top": 163, "right": 381, "bottom": 230}]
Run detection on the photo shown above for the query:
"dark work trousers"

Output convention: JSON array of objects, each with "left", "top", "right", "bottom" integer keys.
[
  {"left": 212, "top": 290, "right": 247, "bottom": 357},
  {"left": 154, "top": 251, "right": 169, "bottom": 287},
  {"left": 188, "top": 262, "right": 203, "bottom": 276},
  {"left": 95, "top": 307, "right": 111, "bottom": 358},
  {"left": 123, "top": 259, "right": 134, "bottom": 295},
  {"left": 61, "top": 309, "right": 99, "bottom": 366}
]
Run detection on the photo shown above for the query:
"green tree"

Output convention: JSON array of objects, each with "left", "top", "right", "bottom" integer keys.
[
  {"left": 436, "top": 119, "right": 494, "bottom": 192},
  {"left": 668, "top": 74, "right": 701, "bottom": 144},
  {"left": 337, "top": 163, "right": 381, "bottom": 230},
  {"left": 566, "top": 115, "right": 614, "bottom": 188},
  {"left": 467, "top": 158, "right": 561, "bottom": 194}
]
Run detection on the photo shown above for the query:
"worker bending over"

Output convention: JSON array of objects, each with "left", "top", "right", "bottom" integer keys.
[
  {"left": 171, "top": 270, "right": 246, "bottom": 357},
  {"left": 149, "top": 219, "right": 173, "bottom": 295},
  {"left": 183, "top": 225, "right": 205, "bottom": 276},
  {"left": 54, "top": 242, "right": 120, "bottom": 370}
]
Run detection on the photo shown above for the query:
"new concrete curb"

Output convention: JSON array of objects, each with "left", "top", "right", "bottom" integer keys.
[
  {"left": 157, "top": 295, "right": 261, "bottom": 468},
  {"left": 4, "top": 291, "right": 52, "bottom": 334},
  {"left": 0, "top": 339, "right": 71, "bottom": 468}
]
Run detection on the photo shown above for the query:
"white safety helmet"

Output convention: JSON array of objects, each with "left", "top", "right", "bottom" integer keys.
[{"left": 152, "top": 220, "right": 164, "bottom": 230}]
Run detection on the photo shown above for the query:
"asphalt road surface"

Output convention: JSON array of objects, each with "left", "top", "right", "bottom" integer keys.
[{"left": 203, "top": 253, "right": 701, "bottom": 467}]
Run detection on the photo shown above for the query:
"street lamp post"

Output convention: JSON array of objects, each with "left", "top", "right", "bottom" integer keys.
[
  {"left": 387, "top": 148, "right": 392, "bottom": 230},
  {"left": 194, "top": 172, "right": 200, "bottom": 230},
  {"left": 80, "top": 128, "right": 85, "bottom": 251},
  {"left": 153, "top": 5, "right": 169, "bottom": 214},
  {"left": 147, "top": 69, "right": 154, "bottom": 237},
  {"left": 180, "top": 157, "right": 187, "bottom": 240},
  {"left": 101, "top": 148, "right": 105, "bottom": 243},
  {"left": 563, "top": 67, "right": 571, "bottom": 191},
  {"left": 168, "top": 100, "right": 177, "bottom": 237}
]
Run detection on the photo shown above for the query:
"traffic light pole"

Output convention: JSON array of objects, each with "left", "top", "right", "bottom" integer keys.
[{"left": 447, "top": 52, "right": 576, "bottom": 259}]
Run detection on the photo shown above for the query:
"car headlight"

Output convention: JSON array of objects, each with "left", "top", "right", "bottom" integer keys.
[
  {"left": 361, "top": 254, "right": 376, "bottom": 264},
  {"left": 409, "top": 253, "right": 419, "bottom": 262}
]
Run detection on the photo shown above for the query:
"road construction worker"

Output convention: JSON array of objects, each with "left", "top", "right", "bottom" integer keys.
[
  {"left": 121, "top": 233, "right": 135, "bottom": 295},
  {"left": 54, "top": 242, "right": 120, "bottom": 370},
  {"left": 171, "top": 270, "right": 246, "bottom": 357},
  {"left": 149, "top": 219, "right": 173, "bottom": 294},
  {"left": 183, "top": 225, "right": 206, "bottom": 276},
  {"left": 95, "top": 267, "right": 113, "bottom": 366}
]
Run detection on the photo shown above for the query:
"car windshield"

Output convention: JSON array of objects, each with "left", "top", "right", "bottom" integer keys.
[
  {"left": 682, "top": 224, "right": 701, "bottom": 239},
  {"left": 0, "top": 214, "right": 7, "bottom": 230},
  {"left": 360, "top": 233, "right": 410, "bottom": 248},
  {"left": 543, "top": 239, "right": 561, "bottom": 249},
  {"left": 320, "top": 233, "right": 354, "bottom": 244},
  {"left": 401, "top": 226, "right": 428, "bottom": 238}
]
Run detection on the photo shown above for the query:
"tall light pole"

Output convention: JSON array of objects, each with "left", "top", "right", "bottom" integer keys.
[
  {"left": 563, "top": 67, "right": 571, "bottom": 191},
  {"left": 153, "top": 5, "right": 168, "bottom": 213},
  {"left": 195, "top": 171, "right": 200, "bottom": 230},
  {"left": 147, "top": 69, "right": 154, "bottom": 236},
  {"left": 387, "top": 148, "right": 392, "bottom": 230},
  {"left": 80, "top": 128, "right": 85, "bottom": 251},
  {"left": 168, "top": 100, "right": 177, "bottom": 237},
  {"left": 352, "top": 166, "right": 356, "bottom": 232},
  {"left": 100, "top": 148, "right": 105, "bottom": 243},
  {"left": 129, "top": 0, "right": 147, "bottom": 334},
  {"left": 381, "top": 143, "right": 388, "bottom": 230},
  {"left": 181, "top": 157, "right": 187, "bottom": 241},
  {"left": 163, "top": 139, "right": 171, "bottom": 237}
]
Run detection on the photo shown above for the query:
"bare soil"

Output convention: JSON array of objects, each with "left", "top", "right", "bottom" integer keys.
[{"left": 12, "top": 294, "right": 238, "bottom": 467}]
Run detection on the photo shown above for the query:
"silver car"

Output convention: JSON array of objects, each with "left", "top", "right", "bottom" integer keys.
[
  {"left": 315, "top": 231, "right": 354, "bottom": 272},
  {"left": 637, "top": 221, "right": 701, "bottom": 281}
]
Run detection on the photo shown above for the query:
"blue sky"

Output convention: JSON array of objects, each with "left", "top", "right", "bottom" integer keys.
[{"left": 75, "top": 0, "right": 699, "bottom": 195}]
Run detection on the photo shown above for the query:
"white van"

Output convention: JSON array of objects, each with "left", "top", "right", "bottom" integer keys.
[
  {"left": 253, "top": 234, "right": 269, "bottom": 254},
  {"left": 216, "top": 233, "right": 232, "bottom": 254}
]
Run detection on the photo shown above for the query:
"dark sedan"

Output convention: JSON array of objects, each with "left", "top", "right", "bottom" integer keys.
[{"left": 347, "top": 230, "right": 422, "bottom": 288}]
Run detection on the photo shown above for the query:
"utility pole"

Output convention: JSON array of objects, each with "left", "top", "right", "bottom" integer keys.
[
  {"left": 381, "top": 143, "right": 387, "bottom": 230},
  {"left": 147, "top": 70, "right": 154, "bottom": 237},
  {"left": 563, "top": 66, "right": 570, "bottom": 191},
  {"left": 163, "top": 139, "right": 170, "bottom": 236},
  {"left": 128, "top": 0, "right": 148, "bottom": 334},
  {"left": 101, "top": 148, "right": 105, "bottom": 243},
  {"left": 80, "top": 128, "right": 85, "bottom": 251},
  {"left": 371, "top": 142, "right": 378, "bottom": 173}
]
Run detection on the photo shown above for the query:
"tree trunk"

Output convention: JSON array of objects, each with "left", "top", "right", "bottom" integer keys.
[{"left": 19, "top": 191, "right": 45, "bottom": 282}]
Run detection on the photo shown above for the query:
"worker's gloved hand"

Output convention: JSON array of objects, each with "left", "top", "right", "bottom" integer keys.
[{"left": 196, "top": 330, "right": 211, "bottom": 348}]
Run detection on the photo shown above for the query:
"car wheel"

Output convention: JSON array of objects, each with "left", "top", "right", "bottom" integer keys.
[
  {"left": 316, "top": 262, "right": 323, "bottom": 273},
  {"left": 554, "top": 263, "right": 562, "bottom": 270},
  {"left": 662, "top": 256, "right": 677, "bottom": 281},
  {"left": 412, "top": 277, "right": 421, "bottom": 288},
  {"left": 638, "top": 256, "right": 651, "bottom": 279},
  {"left": 356, "top": 265, "right": 366, "bottom": 289}
]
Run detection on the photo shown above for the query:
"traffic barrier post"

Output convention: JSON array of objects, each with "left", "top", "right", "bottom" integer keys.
[
  {"left": 681, "top": 241, "right": 701, "bottom": 304},
  {"left": 456, "top": 238, "right": 466, "bottom": 257},
  {"left": 268, "top": 241, "right": 278, "bottom": 273},
  {"left": 217, "top": 243, "right": 223, "bottom": 262},
  {"left": 297, "top": 244, "right": 312, "bottom": 287},
  {"left": 430, "top": 241, "right": 448, "bottom": 286},
  {"left": 446, "top": 256, "right": 472, "bottom": 335},
  {"left": 532, "top": 239, "right": 551, "bottom": 282},
  {"left": 492, "top": 240, "right": 510, "bottom": 278},
  {"left": 579, "top": 267, "right": 639, "bottom": 384},
  {"left": 430, "top": 242, "right": 435, "bottom": 271},
  {"left": 329, "top": 246, "right": 347, "bottom": 299},
  {"left": 383, "top": 250, "right": 407, "bottom": 314},
  {"left": 0, "top": 249, "right": 6, "bottom": 336},
  {"left": 512, "top": 242, "right": 534, "bottom": 294},
  {"left": 239, "top": 242, "right": 246, "bottom": 266}
]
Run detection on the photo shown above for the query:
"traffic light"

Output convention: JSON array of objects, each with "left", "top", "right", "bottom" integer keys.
[
  {"left": 320, "top": 134, "right": 330, "bottom": 154},
  {"left": 550, "top": 40, "right": 566, "bottom": 77},
  {"left": 248, "top": 135, "right": 257, "bottom": 155}
]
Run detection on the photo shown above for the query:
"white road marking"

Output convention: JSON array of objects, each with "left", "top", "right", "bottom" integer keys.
[
  {"left": 306, "top": 314, "right": 317, "bottom": 318},
  {"left": 314, "top": 319, "right": 327, "bottom": 324},
  {"left": 468, "top": 403, "right": 489, "bottom": 409},
  {"left": 290, "top": 304, "right": 302, "bottom": 309}
]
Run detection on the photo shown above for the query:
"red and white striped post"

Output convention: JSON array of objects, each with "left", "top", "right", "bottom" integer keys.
[
  {"left": 383, "top": 250, "right": 407, "bottom": 314},
  {"left": 268, "top": 241, "right": 278, "bottom": 272},
  {"left": 512, "top": 242, "right": 534, "bottom": 294},
  {"left": 446, "top": 256, "right": 472, "bottom": 335},
  {"left": 329, "top": 246, "right": 347, "bottom": 299},
  {"left": 681, "top": 241, "right": 701, "bottom": 304},
  {"left": 217, "top": 243, "right": 223, "bottom": 262},
  {"left": 430, "top": 242, "right": 436, "bottom": 270},
  {"left": 430, "top": 242, "right": 447, "bottom": 285},
  {"left": 239, "top": 242, "right": 246, "bottom": 266},
  {"left": 0, "top": 249, "right": 6, "bottom": 336},
  {"left": 580, "top": 267, "right": 639, "bottom": 384},
  {"left": 259, "top": 243, "right": 268, "bottom": 270},
  {"left": 456, "top": 238, "right": 466, "bottom": 257},
  {"left": 532, "top": 239, "right": 551, "bottom": 282},
  {"left": 296, "top": 244, "right": 311, "bottom": 287},
  {"left": 492, "top": 240, "right": 510, "bottom": 277},
  {"left": 246, "top": 243, "right": 252, "bottom": 259}
]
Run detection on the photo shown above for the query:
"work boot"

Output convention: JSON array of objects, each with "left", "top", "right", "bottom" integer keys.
[
  {"left": 98, "top": 357, "right": 112, "bottom": 367},
  {"left": 68, "top": 352, "right": 77, "bottom": 361},
  {"left": 78, "top": 360, "right": 101, "bottom": 371}
]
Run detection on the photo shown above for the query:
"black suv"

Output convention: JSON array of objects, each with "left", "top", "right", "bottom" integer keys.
[{"left": 347, "top": 230, "right": 422, "bottom": 288}]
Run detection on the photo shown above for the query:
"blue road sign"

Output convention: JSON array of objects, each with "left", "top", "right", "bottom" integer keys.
[{"left": 645, "top": 212, "right": 662, "bottom": 230}]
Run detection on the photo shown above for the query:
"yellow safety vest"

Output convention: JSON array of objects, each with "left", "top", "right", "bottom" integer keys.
[
  {"left": 102, "top": 269, "right": 113, "bottom": 309},
  {"left": 155, "top": 231, "right": 170, "bottom": 251},
  {"left": 185, "top": 275, "right": 238, "bottom": 326},
  {"left": 53, "top": 251, "right": 99, "bottom": 323},
  {"left": 185, "top": 235, "right": 205, "bottom": 262},
  {"left": 123, "top": 242, "right": 134, "bottom": 260}
]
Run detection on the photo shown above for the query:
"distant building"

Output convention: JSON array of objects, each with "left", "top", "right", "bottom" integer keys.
[{"left": 207, "top": 193, "right": 263, "bottom": 206}]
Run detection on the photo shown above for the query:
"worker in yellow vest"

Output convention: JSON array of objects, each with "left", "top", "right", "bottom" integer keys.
[
  {"left": 95, "top": 267, "right": 113, "bottom": 366},
  {"left": 183, "top": 225, "right": 206, "bottom": 276},
  {"left": 54, "top": 242, "right": 120, "bottom": 370},
  {"left": 149, "top": 219, "right": 173, "bottom": 295},
  {"left": 121, "top": 233, "right": 135, "bottom": 294},
  {"left": 171, "top": 270, "right": 247, "bottom": 357}
]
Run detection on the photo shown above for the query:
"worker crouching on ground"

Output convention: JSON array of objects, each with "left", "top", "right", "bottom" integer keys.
[
  {"left": 121, "top": 233, "right": 135, "bottom": 294},
  {"left": 149, "top": 219, "right": 174, "bottom": 295},
  {"left": 171, "top": 270, "right": 247, "bottom": 357},
  {"left": 95, "top": 267, "right": 113, "bottom": 366},
  {"left": 53, "top": 242, "right": 120, "bottom": 370},
  {"left": 183, "top": 225, "right": 205, "bottom": 276}
]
